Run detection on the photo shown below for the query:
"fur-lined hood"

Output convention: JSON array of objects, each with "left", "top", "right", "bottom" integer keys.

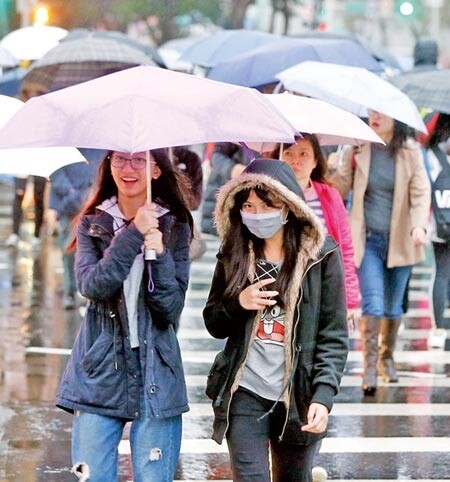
[{"left": 214, "top": 158, "right": 326, "bottom": 259}]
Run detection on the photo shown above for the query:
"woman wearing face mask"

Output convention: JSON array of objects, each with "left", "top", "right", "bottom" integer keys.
[{"left": 203, "top": 159, "right": 348, "bottom": 482}]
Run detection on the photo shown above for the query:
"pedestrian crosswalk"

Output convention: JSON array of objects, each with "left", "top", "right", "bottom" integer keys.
[{"left": 170, "top": 234, "right": 450, "bottom": 481}]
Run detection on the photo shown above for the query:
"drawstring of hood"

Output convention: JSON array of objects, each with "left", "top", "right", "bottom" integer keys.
[{"left": 257, "top": 344, "right": 302, "bottom": 421}]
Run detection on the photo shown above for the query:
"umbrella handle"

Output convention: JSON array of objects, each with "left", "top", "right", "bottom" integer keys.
[{"left": 145, "top": 150, "right": 156, "bottom": 261}]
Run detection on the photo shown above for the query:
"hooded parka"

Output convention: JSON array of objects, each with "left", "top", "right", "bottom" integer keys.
[
  {"left": 56, "top": 207, "right": 190, "bottom": 420},
  {"left": 203, "top": 159, "right": 349, "bottom": 445}
]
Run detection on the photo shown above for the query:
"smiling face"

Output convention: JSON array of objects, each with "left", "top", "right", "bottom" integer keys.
[
  {"left": 280, "top": 139, "right": 317, "bottom": 188},
  {"left": 110, "top": 151, "right": 161, "bottom": 204}
]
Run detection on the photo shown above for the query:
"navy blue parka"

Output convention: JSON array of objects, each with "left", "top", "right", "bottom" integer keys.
[{"left": 56, "top": 208, "right": 190, "bottom": 420}]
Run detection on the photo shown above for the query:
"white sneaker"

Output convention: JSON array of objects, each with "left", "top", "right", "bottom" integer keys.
[
  {"left": 5, "top": 233, "right": 19, "bottom": 247},
  {"left": 312, "top": 466, "right": 328, "bottom": 482},
  {"left": 427, "top": 328, "right": 447, "bottom": 349}
]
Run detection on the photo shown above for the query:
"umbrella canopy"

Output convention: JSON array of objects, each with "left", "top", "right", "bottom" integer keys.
[
  {"left": 276, "top": 61, "right": 427, "bottom": 133},
  {"left": 0, "top": 25, "right": 68, "bottom": 61},
  {"left": 292, "top": 32, "right": 403, "bottom": 73},
  {"left": 244, "top": 93, "right": 384, "bottom": 152},
  {"left": 0, "top": 45, "right": 18, "bottom": 68},
  {"left": 179, "top": 29, "right": 280, "bottom": 68},
  {"left": 207, "top": 36, "right": 383, "bottom": 88},
  {"left": 0, "top": 94, "right": 86, "bottom": 177},
  {"left": 0, "top": 65, "right": 297, "bottom": 153},
  {"left": 21, "top": 36, "right": 156, "bottom": 91},
  {"left": 61, "top": 28, "right": 166, "bottom": 67},
  {"left": 390, "top": 69, "right": 450, "bottom": 115}
]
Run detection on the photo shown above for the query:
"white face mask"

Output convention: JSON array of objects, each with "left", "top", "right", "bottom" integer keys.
[{"left": 240, "top": 210, "right": 287, "bottom": 239}]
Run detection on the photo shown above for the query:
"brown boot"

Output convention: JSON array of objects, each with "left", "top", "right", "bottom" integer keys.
[
  {"left": 359, "top": 316, "right": 381, "bottom": 395},
  {"left": 378, "top": 318, "right": 401, "bottom": 383}
]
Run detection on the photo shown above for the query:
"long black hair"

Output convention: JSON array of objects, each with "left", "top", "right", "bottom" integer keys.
[
  {"left": 388, "top": 120, "right": 411, "bottom": 157},
  {"left": 221, "top": 187, "right": 306, "bottom": 307},
  {"left": 425, "top": 113, "right": 450, "bottom": 148}
]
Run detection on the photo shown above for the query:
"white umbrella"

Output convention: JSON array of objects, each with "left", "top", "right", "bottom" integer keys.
[
  {"left": 245, "top": 93, "right": 384, "bottom": 152},
  {"left": 276, "top": 61, "right": 427, "bottom": 133},
  {"left": 0, "top": 25, "right": 68, "bottom": 61},
  {"left": 0, "top": 94, "right": 86, "bottom": 177},
  {"left": 0, "top": 45, "right": 18, "bottom": 68}
]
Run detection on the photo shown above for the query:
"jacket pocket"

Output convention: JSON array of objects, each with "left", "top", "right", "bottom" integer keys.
[
  {"left": 206, "top": 349, "right": 235, "bottom": 402},
  {"left": 81, "top": 330, "right": 114, "bottom": 377}
]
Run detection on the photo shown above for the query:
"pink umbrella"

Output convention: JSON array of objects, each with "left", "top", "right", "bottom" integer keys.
[
  {"left": 0, "top": 65, "right": 296, "bottom": 152},
  {"left": 0, "top": 65, "right": 297, "bottom": 258}
]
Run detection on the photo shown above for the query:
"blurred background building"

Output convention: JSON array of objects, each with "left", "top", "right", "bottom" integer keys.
[{"left": 0, "top": 0, "right": 449, "bottom": 66}]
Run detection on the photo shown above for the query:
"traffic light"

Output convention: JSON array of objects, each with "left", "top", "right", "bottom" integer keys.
[{"left": 395, "top": 0, "right": 422, "bottom": 18}]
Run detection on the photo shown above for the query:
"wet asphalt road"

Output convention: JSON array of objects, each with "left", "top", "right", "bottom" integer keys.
[{"left": 0, "top": 178, "right": 449, "bottom": 481}]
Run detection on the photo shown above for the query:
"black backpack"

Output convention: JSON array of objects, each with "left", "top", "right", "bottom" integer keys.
[{"left": 431, "top": 146, "right": 450, "bottom": 241}]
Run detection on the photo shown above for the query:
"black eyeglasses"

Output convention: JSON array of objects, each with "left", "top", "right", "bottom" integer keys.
[{"left": 110, "top": 154, "right": 154, "bottom": 170}]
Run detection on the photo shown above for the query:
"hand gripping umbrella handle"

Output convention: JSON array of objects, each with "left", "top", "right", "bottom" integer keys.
[{"left": 145, "top": 150, "right": 156, "bottom": 261}]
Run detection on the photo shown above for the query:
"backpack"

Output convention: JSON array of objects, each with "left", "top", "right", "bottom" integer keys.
[{"left": 430, "top": 146, "right": 450, "bottom": 242}]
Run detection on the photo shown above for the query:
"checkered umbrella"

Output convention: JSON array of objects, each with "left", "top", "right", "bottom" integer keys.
[
  {"left": 390, "top": 69, "right": 450, "bottom": 115},
  {"left": 61, "top": 28, "right": 167, "bottom": 67},
  {"left": 21, "top": 36, "right": 156, "bottom": 92}
]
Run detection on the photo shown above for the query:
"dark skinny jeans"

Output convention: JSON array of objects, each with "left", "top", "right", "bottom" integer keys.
[{"left": 12, "top": 176, "right": 47, "bottom": 238}]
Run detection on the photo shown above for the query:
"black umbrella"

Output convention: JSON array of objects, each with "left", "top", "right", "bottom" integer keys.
[{"left": 391, "top": 69, "right": 450, "bottom": 115}]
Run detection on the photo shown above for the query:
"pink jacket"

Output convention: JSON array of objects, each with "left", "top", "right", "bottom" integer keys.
[{"left": 312, "top": 181, "right": 360, "bottom": 309}]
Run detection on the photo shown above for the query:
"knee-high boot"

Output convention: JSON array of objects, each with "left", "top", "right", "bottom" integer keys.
[
  {"left": 378, "top": 318, "right": 401, "bottom": 383},
  {"left": 359, "top": 316, "right": 381, "bottom": 395}
]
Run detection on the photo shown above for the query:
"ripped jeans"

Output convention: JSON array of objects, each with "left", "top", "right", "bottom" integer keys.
[{"left": 71, "top": 349, "right": 182, "bottom": 482}]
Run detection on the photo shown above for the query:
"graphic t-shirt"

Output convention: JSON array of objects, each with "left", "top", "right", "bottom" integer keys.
[{"left": 239, "top": 259, "right": 286, "bottom": 401}]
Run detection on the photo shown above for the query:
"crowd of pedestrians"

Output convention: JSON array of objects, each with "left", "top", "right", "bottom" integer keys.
[{"left": 0, "top": 33, "right": 449, "bottom": 482}]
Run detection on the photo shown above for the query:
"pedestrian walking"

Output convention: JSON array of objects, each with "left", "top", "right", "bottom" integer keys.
[
  {"left": 203, "top": 158, "right": 348, "bottom": 482},
  {"left": 55, "top": 149, "right": 193, "bottom": 482},
  {"left": 5, "top": 79, "right": 48, "bottom": 248},
  {"left": 421, "top": 113, "right": 450, "bottom": 348},
  {"left": 49, "top": 148, "right": 105, "bottom": 309},
  {"left": 332, "top": 111, "right": 431, "bottom": 395}
]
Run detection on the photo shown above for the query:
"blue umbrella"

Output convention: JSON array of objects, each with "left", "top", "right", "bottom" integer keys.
[
  {"left": 179, "top": 29, "right": 280, "bottom": 68},
  {"left": 207, "top": 37, "right": 383, "bottom": 88}
]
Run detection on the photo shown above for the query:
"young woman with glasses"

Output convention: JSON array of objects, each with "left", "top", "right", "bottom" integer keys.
[{"left": 56, "top": 149, "right": 193, "bottom": 481}]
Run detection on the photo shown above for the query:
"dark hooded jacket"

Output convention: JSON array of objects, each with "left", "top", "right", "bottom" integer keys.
[
  {"left": 203, "top": 159, "right": 349, "bottom": 445},
  {"left": 56, "top": 209, "right": 190, "bottom": 420}
]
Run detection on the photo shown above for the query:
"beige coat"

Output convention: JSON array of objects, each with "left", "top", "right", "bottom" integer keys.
[{"left": 333, "top": 140, "right": 431, "bottom": 268}]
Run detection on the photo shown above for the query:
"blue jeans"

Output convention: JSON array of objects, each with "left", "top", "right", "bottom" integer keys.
[
  {"left": 71, "top": 349, "right": 182, "bottom": 482},
  {"left": 357, "top": 231, "right": 413, "bottom": 318},
  {"left": 227, "top": 388, "right": 319, "bottom": 482}
]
